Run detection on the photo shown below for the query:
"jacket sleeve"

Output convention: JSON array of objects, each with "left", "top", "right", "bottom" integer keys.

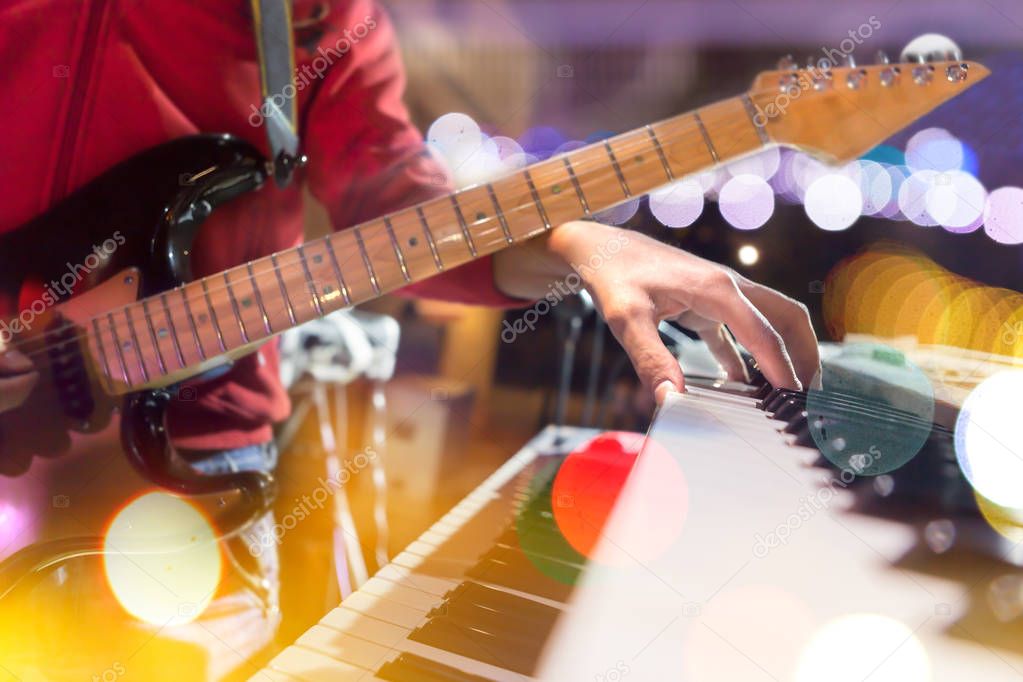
[{"left": 299, "top": 0, "right": 526, "bottom": 307}]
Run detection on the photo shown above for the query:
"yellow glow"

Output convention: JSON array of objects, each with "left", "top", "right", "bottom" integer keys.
[
  {"left": 103, "top": 492, "right": 222, "bottom": 627},
  {"left": 975, "top": 491, "right": 1023, "bottom": 543},
  {"left": 795, "top": 614, "right": 931, "bottom": 682}
]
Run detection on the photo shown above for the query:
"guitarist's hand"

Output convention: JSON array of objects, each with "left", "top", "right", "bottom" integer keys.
[
  {"left": 493, "top": 221, "right": 821, "bottom": 403},
  {"left": 0, "top": 346, "right": 38, "bottom": 414}
]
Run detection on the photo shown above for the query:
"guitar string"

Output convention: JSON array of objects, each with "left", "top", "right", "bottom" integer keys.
[
  {"left": 10, "top": 62, "right": 948, "bottom": 359},
  {"left": 14, "top": 110, "right": 774, "bottom": 368}
]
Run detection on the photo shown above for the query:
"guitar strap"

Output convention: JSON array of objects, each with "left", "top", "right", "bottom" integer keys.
[{"left": 249, "top": 0, "right": 303, "bottom": 186}]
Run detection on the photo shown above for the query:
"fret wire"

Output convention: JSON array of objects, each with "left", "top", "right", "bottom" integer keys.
[
  {"left": 139, "top": 300, "right": 167, "bottom": 375},
  {"left": 21, "top": 111, "right": 769, "bottom": 368},
  {"left": 645, "top": 124, "right": 675, "bottom": 181},
  {"left": 523, "top": 169, "right": 551, "bottom": 230},
  {"left": 603, "top": 141, "right": 632, "bottom": 197},
  {"left": 693, "top": 111, "right": 720, "bottom": 162},
  {"left": 177, "top": 289, "right": 207, "bottom": 360},
  {"left": 246, "top": 262, "right": 274, "bottom": 334},
  {"left": 323, "top": 236, "right": 352, "bottom": 305},
  {"left": 296, "top": 245, "right": 325, "bottom": 316},
  {"left": 107, "top": 312, "right": 131, "bottom": 385},
  {"left": 354, "top": 228, "right": 381, "bottom": 295},
  {"left": 416, "top": 206, "right": 444, "bottom": 271},
  {"left": 485, "top": 183, "right": 514, "bottom": 244},
  {"left": 383, "top": 217, "right": 411, "bottom": 282},
  {"left": 158, "top": 293, "right": 187, "bottom": 368},
  {"left": 223, "top": 272, "right": 250, "bottom": 343},
  {"left": 200, "top": 279, "right": 228, "bottom": 352},
  {"left": 448, "top": 195, "right": 478, "bottom": 257},
  {"left": 122, "top": 309, "right": 150, "bottom": 382},
  {"left": 271, "top": 253, "right": 298, "bottom": 326},
  {"left": 562, "top": 157, "right": 591, "bottom": 216},
  {"left": 91, "top": 318, "right": 116, "bottom": 392},
  {"left": 741, "top": 94, "right": 771, "bottom": 145}
]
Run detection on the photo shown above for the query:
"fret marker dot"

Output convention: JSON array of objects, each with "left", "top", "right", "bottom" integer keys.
[
  {"left": 408, "top": 237, "right": 419, "bottom": 247},
  {"left": 552, "top": 184, "right": 563, "bottom": 194},
  {"left": 241, "top": 297, "right": 252, "bottom": 308},
  {"left": 475, "top": 211, "right": 487, "bottom": 222},
  {"left": 157, "top": 328, "right": 169, "bottom": 339},
  {"left": 198, "top": 314, "right": 208, "bottom": 325},
  {"left": 323, "top": 285, "right": 334, "bottom": 295},
  {"left": 312, "top": 254, "right": 323, "bottom": 265},
  {"left": 635, "top": 155, "right": 644, "bottom": 164},
  {"left": 122, "top": 341, "right": 132, "bottom": 351}
]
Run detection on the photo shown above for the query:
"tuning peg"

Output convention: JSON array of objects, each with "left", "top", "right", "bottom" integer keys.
[
  {"left": 874, "top": 50, "right": 891, "bottom": 65},
  {"left": 846, "top": 68, "right": 868, "bottom": 90},
  {"left": 946, "top": 62, "right": 970, "bottom": 82},
  {"left": 900, "top": 33, "right": 963, "bottom": 64},
  {"left": 912, "top": 64, "right": 936, "bottom": 85},
  {"left": 879, "top": 66, "right": 901, "bottom": 87},
  {"left": 777, "top": 54, "right": 798, "bottom": 71}
]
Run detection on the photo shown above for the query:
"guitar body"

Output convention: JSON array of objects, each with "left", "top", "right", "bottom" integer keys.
[{"left": 0, "top": 134, "right": 276, "bottom": 598}]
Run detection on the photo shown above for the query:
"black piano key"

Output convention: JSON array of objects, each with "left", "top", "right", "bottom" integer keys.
[
  {"left": 377, "top": 652, "right": 495, "bottom": 682},
  {"left": 467, "top": 545, "right": 576, "bottom": 601},
  {"left": 782, "top": 412, "right": 808, "bottom": 434},
  {"left": 410, "top": 615, "right": 551, "bottom": 676},
  {"left": 772, "top": 397, "right": 807, "bottom": 422},
  {"left": 495, "top": 524, "right": 586, "bottom": 568},
  {"left": 437, "top": 581, "right": 562, "bottom": 626}
]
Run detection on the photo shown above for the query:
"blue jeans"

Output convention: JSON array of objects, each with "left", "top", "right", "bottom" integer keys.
[{"left": 177, "top": 441, "right": 282, "bottom": 678}]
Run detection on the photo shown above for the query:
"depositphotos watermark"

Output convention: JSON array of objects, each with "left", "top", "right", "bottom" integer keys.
[
  {"left": 248, "top": 14, "right": 378, "bottom": 128},
  {"left": 752, "top": 445, "right": 881, "bottom": 558},
  {"left": 248, "top": 445, "right": 378, "bottom": 556},
  {"left": 751, "top": 16, "right": 882, "bottom": 127},
  {"left": 0, "top": 231, "right": 125, "bottom": 345},
  {"left": 501, "top": 233, "right": 631, "bottom": 343}
]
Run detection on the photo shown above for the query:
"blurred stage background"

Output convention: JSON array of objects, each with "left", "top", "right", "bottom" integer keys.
[{"left": 271, "top": 0, "right": 1023, "bottom": 658}]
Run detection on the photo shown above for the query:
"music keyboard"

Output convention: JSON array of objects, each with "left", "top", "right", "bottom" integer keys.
[
  {"left": 251, "top": 379, "right": 1023, "bottom": 682},
  {"left": 249, "top": 425, "right": 598, "bottom": 682}
]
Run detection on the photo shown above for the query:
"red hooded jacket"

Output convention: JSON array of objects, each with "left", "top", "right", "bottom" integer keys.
[{"left": 0, "top": 0, "right": 518, "bottom": 449}]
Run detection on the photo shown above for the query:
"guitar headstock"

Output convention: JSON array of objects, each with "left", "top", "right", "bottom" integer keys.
[{"left": 750, "top": 44, "right": 989, "bottom": 164}]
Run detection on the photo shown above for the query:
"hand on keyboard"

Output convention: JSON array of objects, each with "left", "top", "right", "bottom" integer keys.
[{"left": 546, "top": 222, "right": 821, "bottom": 402}]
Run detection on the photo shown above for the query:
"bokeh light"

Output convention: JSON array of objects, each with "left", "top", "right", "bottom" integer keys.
[
  {"left": 856, "top": 160, "right": 893, "bottom": 216},
  {"left": 719, "top": 174, "right": 774, "bottom": 230},
  {"left": 648, "top": 179, "right": 704, "bottom": 228},
  {"left": 737, "top": 244, "right": 759, "bottom": 266},
  {"left": 103, "top": 492, "right": 221, "bottom": 627},
  {"left": 898, "top": 170, "right": 940, "bottom": 227},
  {"left": 795, "top": 614, "right": 931, "bottom": 682},
  {"left": 954, "top": 371, "right": 1023, "bottom": 508},
  {"left": 725, "top": 147, "right": 781, "bottom": 180},
  {"left": 906, "top": 127, "right": 964, "bottom": 173},
  {"left": 550, "top": 431, "right": 687, "bottom": 565},
  {"left": 804, "top": 173, "right": 863, "bottom": 231},
  {"left": 925, "top": 170, "right": 986, "bottom": 232},
  {"left": 983, "top": 186, "right": 1023, "bottom": 245},
  {"left": 807, "top": 343, "right": 935, "bottom": 476}
]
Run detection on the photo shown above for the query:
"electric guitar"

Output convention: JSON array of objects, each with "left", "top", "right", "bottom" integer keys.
[{"left": 0, "top": 55, "right": 988, "bottom": 600}]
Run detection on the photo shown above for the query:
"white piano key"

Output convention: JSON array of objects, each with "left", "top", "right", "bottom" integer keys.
[
  {"left": 267, "top": 646, "right": 375, "bottom": 681},
  {"left": 297, "top": 625, "right": 393, "bottom": 670},
  {"left": 374, "top": 563, "right": 458, "bottom": 596},
  {"left": 358, "top": 576, "right": 442, "bottom": 612},
  {"left": 320, "top": 606, "right": 409, "bottom": 647},
  {"left": 340, "top": 591, "right": 424, "bottom": 630}
]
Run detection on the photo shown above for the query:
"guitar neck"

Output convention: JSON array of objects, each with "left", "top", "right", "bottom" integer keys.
[{"left": 91, "top": 94, "right": 769, "bottom": 393}]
